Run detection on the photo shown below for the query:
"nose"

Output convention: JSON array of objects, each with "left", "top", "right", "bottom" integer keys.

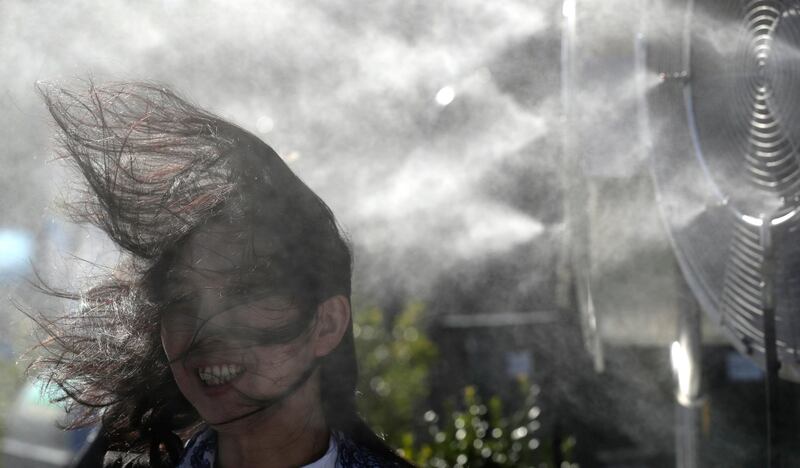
[{"left": 180, "top": 336, "right": 241, "bottom": 366}]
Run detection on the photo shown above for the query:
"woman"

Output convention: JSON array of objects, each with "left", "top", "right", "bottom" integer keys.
[{"left": 31, "top": 82, "right": 412, "bottom": 468}]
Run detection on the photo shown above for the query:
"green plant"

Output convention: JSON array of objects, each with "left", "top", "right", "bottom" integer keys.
[
  {"left": 0, "top": 357, "right": 23, "bottom": 468},
  {"left": 354, "top": 304, "right": 577, "bottom": 468},
  {"left": 403, "top": 379, "right": 576, "bottom": 468},
  {"left": 355, "top": 302, "right": 438, "bottom": 441}
]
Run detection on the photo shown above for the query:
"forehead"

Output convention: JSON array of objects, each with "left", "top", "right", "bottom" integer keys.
[{"left": 165, "top": 221, "right": 276, "bottom": 290}]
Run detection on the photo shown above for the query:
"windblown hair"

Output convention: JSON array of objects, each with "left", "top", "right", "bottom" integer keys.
[{"left": 30, "top": 82, "right": 408, "bottom": 466}]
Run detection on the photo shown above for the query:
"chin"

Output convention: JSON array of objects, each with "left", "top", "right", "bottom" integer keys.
[{"left": 205, "top": 404, "right": 286, "bottom": 434}]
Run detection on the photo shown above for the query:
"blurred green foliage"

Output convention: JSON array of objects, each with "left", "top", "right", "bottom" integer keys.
[
  {"left": 0, "top": 358, "right": 21, "bottom": 417},
  {"left": 354, "top": 304, "right": 577, "bottom": 468},
  {"left": 355, "top": 302, "right": 438, "bottom": 438},
  {"left": 0, "top": 358, "right": 22, "bottom": 468}
]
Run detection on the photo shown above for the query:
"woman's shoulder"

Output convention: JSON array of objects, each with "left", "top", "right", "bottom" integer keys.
[
  {"left": 102, "top": 451, "right": 150, "bottom": 468},
  {"left": 101, "top": 429, "right": 207, "bottom": 468}
]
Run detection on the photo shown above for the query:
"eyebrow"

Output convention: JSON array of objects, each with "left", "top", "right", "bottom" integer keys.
[{"left": 162, "top": 284, "right": 286, "bottom": 309}]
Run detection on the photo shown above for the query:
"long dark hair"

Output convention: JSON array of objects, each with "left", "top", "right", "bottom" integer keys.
[{"left": 30, "top": 81, "right": 410, "bottom": 466}]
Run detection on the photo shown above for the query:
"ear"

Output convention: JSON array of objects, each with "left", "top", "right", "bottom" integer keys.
[{"left": 313, "top": 295, "right": 351, "bottom": 358}]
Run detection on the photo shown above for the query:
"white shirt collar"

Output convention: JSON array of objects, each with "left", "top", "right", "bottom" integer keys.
[
  {"left": 303, "top": 434, "right": 338, "bottom": 468},
  {"left": 177, "top": 429, "right": 338, "bottom": 468}
]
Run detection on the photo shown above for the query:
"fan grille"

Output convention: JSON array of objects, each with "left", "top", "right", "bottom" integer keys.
[{"left": 649, "top": 0, "right": 800, "bottom": 380}]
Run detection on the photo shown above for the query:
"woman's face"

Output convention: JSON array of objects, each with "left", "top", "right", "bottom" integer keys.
[{"left": 159, "top": 224, "right": 318, "bottom": 426}]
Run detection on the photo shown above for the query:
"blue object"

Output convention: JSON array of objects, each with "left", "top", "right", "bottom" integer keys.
[
  {"left": 0, "top": 229, "right": 32, "bottom": 273},
  {"left": 726, "top": 351, "right": 764, "bottom": 382}
]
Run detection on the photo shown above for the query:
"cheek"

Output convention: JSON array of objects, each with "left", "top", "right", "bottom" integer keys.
[
  {"left": 161, "top": 324, "right": 193, "bottom": 362},
  {"left": 246, "top": 342, "right": 315, "bottom": 383},
  {"left": 161, "top": 326, "right": 197, "bottom": 396}
]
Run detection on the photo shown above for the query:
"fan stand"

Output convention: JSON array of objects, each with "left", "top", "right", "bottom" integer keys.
[
  {"left": 759, "top": 218, "right": 781, "bottom": 468},
  {"left": 674, "top": 299, "right": 702, "bottom": 468}
]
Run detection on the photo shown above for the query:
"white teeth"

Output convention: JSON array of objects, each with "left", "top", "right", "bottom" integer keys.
[{"left": 197, "top": 364, "right": 244, "bottom": 386}]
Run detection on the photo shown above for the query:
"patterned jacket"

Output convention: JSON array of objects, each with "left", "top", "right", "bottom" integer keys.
[{"left": 103, "top": 427, "right": 411, "bottom": 468}]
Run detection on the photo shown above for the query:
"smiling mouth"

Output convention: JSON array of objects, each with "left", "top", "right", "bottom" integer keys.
[{"left": 197, "top": 364, "right": 245, "bottom": 386}]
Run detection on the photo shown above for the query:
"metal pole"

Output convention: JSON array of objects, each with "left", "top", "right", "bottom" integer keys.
[
  {"left": 561, "top": 0, "right": 604, "bottom": 373},
  {"left": 760, "top": 219, "right": 780, "bottom": 468},
  {"left": 673, "top": 294, "right": 702, "bottom": 468},
  {"left": 675, "top": 403, "right": 699, "bottom": 468}
]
